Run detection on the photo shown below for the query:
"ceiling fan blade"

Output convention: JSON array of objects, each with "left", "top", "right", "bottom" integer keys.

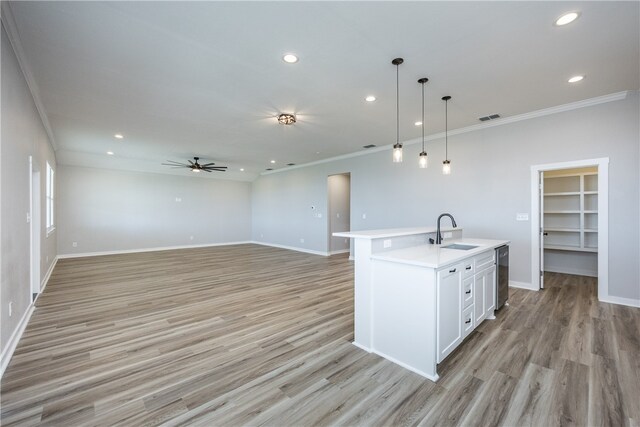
[
  {"left": 162, "top": 162, "right": 189, "bottom": 167},
  {"left": 188, "top": 160, "right": 195, "bottom": 166},
  {"left": 202, "top": 169, "right": 212, "bottom": 172},
  {"left": 201, "top": 162, "right": 216, "bottom": 167},
  {"left": 203, "top": 167, "right": 227, "bottom": 170}
]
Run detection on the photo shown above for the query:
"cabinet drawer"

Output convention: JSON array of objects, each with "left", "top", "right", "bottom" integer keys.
[
  {"left": 462, "top": 277, "right": 473, "bottom": 309},
  {"left": 462, "top": 260, "right": 474, "bottom": 278},
  {"left": 474, "top": 250, "right": 495, "bottom": 272},
  {"left": 438, "top": 263, "right": 462, "bottom": 280},
  {"left": 462, "top": 305, "right": 474, "bottom": 337}
]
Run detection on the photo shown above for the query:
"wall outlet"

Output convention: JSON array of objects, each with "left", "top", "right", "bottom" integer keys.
[
  {"left": 300, "top": 238, "right": 305, "bottom": 243},
  {"left": 175, "top": 197, "right": 182, "bottom": 202},
  {"left": 46, "top": 255, "right": 49, "bottom": 263},
  {"left": 72, "top": 242, "right": 78, "bottom": 247},
  {"left": 26, "top": 213, "right": 31, "bottom": 223},
  {"left": 344, "top": 238, "right": 348, "bottom": 244},
  {"left": 443, "top": 232, "right": 453, "bottom": 238},
  {"left": 516, "top": 213, "right": 529, "bottom": 221},
  {"left": 260, "top": 233, "right": 264, "bottom": 238},
  {"left": 189, "top": 235, "right": 194, "bottom": 240},
  {"left": 317, "top": 213, "right": 322, "bottom": 218},
  {"left": 9, "top": 301, "right": 13, "bottom": 317},
  {"left": 336, "top": 213, "right": 340, "bottom": 218},
  {"left": 383, "top": 239, "right": 392, "bottom": 248},
  {"left": 362, "top": 213, "right": 367, "bottom": 220}
]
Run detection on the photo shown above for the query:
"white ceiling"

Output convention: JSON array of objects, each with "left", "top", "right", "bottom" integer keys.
[{"left": 7, "top": 1, "right": 640, "bottom": 181}]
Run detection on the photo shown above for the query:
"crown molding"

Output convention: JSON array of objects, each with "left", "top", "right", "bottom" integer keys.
[
  {"left": 1, "top": 2, "right": 58, "bottom": 150},
  {"left": 261, "top": 90, "right": 631, "bottom": 176}
]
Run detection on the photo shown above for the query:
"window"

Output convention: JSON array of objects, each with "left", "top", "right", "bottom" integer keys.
[{"left": 46, "top": 162, "right": 55, "bottom": 232}]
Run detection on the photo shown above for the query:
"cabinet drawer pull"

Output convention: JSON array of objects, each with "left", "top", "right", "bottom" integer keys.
[
  {"left": 465, "top": 319, "right": 471, "bottom": 324},
  {"left": 465, "top": 290, "right": 471, "bottom": 294},
  {"left": 466, "top": 266, "right": 472, "bottom": 270},
  {"left": 449, "top": 268, "right": 457, "bottom": 273}
]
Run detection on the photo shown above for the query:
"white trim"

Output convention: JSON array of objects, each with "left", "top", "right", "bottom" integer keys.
[
  {"left": 0, "top": 305, "right": 35, "bottom": 379},
  {"left": 352, "top": 341, "right": 372, "bottom": 353},
  {"left": 250, "top": 241, "right": 329, "bottom": 257},
  {"left": 262, "top": 91, "right": 629, "bottom": 176},
  {"left": 531, "top": 158, "right": 609, "bottom": 299},
  {"left": 509, "top": 281, "right": 537, "bottom": 291},
  {"left": 0, "top": 4, "right": 58, "bottom": 150},
  {"left": 328, "top": 249, "right": 350, "bottom": 255},
  {"left": 348, "top": 255, "right": 354, "bottom": 261},
  {"left": 40, "top": 256, "right": 58, "bottom": 293},
  {"left": 370, "top": 348, "right": 439, "bottom": 382},
  {"left": 598, "top": 295, "right": 640, "bottom": 308},
  {"left": 58, "top": 241, "right": 253, "bottom": 259},
  {"left": 543, "top": 265, "right": 597, "bottom": 278}
]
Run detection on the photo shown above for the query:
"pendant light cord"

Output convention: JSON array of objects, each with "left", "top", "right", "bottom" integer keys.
[
  {"left": 396, "top": 63, "right": 400, "bottom": 145},
  {"left": 421, "top": 82, "right": 425, "bottom": 152},
  {"left": 445, "top": 98, "right": 448, "bottom": 160}
]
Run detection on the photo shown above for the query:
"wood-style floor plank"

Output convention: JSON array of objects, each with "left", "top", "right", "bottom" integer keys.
[{"left": 1, "top": 246, "right": 638, "bottom": 426}]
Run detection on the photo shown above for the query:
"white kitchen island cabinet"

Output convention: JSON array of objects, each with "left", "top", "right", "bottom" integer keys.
[{"left": 364, "top": 237, "right": 509, "bottom": 381}]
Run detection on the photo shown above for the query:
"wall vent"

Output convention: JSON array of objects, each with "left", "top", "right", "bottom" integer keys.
[
  {"left": 479, "top": 114, "right": 501, "bottom": 122},
  {"left": 363, "top": 144, "right": 376, "bottom": 149},
  {"left": 266, "top": 168, "right": 273, "bottom": 171},
  {"left": 286, "top": 163, "right": 295, "bottom": 166}
]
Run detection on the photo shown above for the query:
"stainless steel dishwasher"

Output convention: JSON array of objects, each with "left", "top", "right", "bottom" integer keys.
[{"left": 496, "top": 245, "right": 509, "bottom": 309}]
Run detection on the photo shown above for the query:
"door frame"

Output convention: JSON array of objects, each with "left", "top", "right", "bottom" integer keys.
[
  {"left": 530, "top": 157, "right": 609, "bottom": 299},
  {"left": 29, "top": 156, "right": 41, "bottom": 300},
  {"left": 326, "top": 172, "right": 351, "bottom": 255}
]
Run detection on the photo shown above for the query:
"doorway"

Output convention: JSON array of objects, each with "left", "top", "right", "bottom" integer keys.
[
  {"left": 30, "top": 156, "right": 41, "bottom": 302},
  {"left": 327, "top": 173, "right": 351, "bottom": 255},
  {"left": 531, "top": 158, "right": 609, "bottom": 299}
]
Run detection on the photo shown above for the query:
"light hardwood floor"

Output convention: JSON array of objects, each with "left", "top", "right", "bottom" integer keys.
[{"left": 1, "top": 244, "right": 639, "bottom": 426}]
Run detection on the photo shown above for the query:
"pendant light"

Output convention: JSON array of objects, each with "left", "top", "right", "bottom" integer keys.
[
  {"left": 442, "top": 95, "right": 452, "bottom": 175},
  {"left": 417, "top": 77, "right": 429, "bottom": 168},
  {"left": 392, "top": 58, "right": 404, "bottom": 163}
]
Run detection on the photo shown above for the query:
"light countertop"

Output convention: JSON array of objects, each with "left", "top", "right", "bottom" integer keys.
[
  {"left": 333, "top": 226, "right": 460, "bottom": 240},
  {"left": 370, "top": 238, "right": 510, "bottom": 269}
]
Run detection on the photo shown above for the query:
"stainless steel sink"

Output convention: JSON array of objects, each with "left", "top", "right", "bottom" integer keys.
[{"left": 442, "top": 244, "right": 479, "bottom": 250}]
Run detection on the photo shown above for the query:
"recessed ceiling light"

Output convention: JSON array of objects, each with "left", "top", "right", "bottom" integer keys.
[
  {"left": 240, "top": 168, "right": 245, "bottom": 172},
  {"left": 555, "top": 12, "right": 580, "bottom": 26},
  {"left": 414, "top": 121, "right": 422, "bottom": 126},
  {"left": 568, "top": 75, "right": 585, "bottom": 83},
  {"left": 270, "top": 160, "right": 276, "bottom": 164},
  {"left": 283, "top": 54, "right": 298, "bottom": 63},
  {"left": 107, "top": 151, "right": 114, "bottom": 155},
  {"left": 365, "top": 95, "right": 376, "bottom": 102},
  {"left": 114, "top": 133, "right": 123, "bottom": 139}
]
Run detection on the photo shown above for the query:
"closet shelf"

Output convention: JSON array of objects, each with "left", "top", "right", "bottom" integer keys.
[{"left": 544, "top": 245, "right": 598, "bottom": 253}]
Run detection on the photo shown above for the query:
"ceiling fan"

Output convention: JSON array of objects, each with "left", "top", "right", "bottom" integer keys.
[{"left": 162, "top": 157, "right": 227, "bottom": 173}]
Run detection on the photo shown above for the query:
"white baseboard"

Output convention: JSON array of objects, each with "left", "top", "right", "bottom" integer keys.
[
  {"left": 57, "top": 241, "right": 253, "bottom": 259},
  {"left": 544, "top": 266, "right": 597, "bottom": 278},
  {"left": 0, "top": 301, "right": 35, "bottom": 379},
  {"left": 250, "top": 241, "right": 329, "bottom": 257},
  {"left": 370, "top": 348, "right": 439, "bottom": 382},
  {"left": 599, "top": 295, "right": 640, "bottom": 308},
  {"left": 352, "top": 341, "right": 372, "bottom": 353},
  {"left": 328, "top": 249, "right": 350, "bottom": 256},
  {"left": 40, "top": 256, "right": 58, "bottom": 292},
  {"left": 509, "top": 280, "right": 537, "bottom": 291}
]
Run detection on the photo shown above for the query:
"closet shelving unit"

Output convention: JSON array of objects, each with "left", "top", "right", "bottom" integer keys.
[{"left": 543, "top": 171, "right": 598, "bottom": 253}]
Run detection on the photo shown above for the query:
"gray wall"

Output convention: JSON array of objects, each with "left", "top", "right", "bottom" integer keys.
[
  {"left": 57, "top": 166, "right": 251, "bottom": 255},
  {"left": 252, "top": 92, "right": 640, "bottom": 300},
  {"left": 1, "top": 24, "right": 58, "bottom": 352},
  {"left": 328, "top": 173, "right": 351, "bottom": 253}
]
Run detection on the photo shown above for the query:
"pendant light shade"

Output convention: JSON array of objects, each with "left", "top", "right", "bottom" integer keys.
[
  {"left": 442, "top": 95, "right": 452, "bottom": 175},
  {"left": 418, "top": 77, "right": 429, "bottom": 168},
  {"left": 392, "top": 58, "right": 404, "bottom": 163}
]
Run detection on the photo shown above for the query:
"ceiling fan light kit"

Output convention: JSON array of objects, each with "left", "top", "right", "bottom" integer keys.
[
  {"left": 277, "top": 113, "right": 296, "bottom": 125},
  {"left": 162, "top": 157, "right": 228, "bottom": 173}
]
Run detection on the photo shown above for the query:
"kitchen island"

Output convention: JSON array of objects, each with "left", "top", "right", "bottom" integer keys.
[{"left": 335, "top": 227, "right": 509, "bottom": 381}]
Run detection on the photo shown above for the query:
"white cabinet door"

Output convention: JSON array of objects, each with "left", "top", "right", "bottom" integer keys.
[
  {"left": 484, "top": 265, "right": 497, "bottom": 317},
  {"left": 436, "top": 264, "right": 463, "bottom": 363},
  {"left": 473, "top": 270, "right": 486, "bottom": 325}
]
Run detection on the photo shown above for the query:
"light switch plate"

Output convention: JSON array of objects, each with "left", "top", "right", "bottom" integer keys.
[{"left": 516, "top": 213, "right": 529, "bottom": 221}]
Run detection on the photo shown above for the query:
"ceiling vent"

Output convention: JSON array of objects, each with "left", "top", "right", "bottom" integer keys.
[
  {"left": 287, "top": 163, "right": 295, "bottom": 166},
  {"left": 479, "top": 114, "right": 501, "bottom": 122},
  {"left": 363, "top": 144, "right": 376, "bottom": 149}
]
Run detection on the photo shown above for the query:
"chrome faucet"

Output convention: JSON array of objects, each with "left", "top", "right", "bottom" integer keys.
[{"left": 436, "top": 213, "right": 457, "bottom": 244}]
